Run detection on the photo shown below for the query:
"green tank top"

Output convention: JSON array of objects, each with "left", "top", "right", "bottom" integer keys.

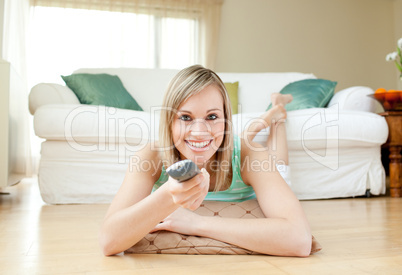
[{"left": 152, "top": 135, "right": 256, "bottom": 202}]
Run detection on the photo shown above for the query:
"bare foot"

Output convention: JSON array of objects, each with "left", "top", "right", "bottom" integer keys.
[
  {"left": 241, "top": 99, "right": 289, "bottom": 143},
  {"left": 243, "top": 104, "right": 287, "bottom": 139},
  {"left": 271, "top": 93, "right": 293, "bottom": 106},
  {"left": 260, "top": 104, "right": 287, "bottom": 125}
]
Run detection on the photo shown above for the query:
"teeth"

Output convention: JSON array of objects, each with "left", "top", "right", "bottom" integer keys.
[{"left": 188, "top": 140, "right": 210, "bottom": 148}]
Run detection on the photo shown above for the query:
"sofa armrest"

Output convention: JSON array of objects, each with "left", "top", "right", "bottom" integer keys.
[
  {"left": 29, "top": 83, "right": 80, "bottom": 115},
  {"left": 327, "top": 86, "right": 382, "bottom": 113}
]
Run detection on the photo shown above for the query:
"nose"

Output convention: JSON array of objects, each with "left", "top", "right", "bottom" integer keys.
[{"left": 189, "top": 119, "right": 210, "bottom": 136}]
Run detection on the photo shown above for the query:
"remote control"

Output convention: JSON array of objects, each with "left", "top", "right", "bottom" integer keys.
[{"left": 166, "top": 159, "right": 201, "bottom": 182}]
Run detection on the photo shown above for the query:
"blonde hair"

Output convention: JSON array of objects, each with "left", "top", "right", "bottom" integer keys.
[{"left": 159, "top": 65, "right": 233, "bottom": 192}]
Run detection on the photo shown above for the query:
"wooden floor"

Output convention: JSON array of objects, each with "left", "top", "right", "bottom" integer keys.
[{"left": 1, "top": 178, "right": 402, "bottom": 275}]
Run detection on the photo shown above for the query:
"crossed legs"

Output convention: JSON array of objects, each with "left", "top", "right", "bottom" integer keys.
[{"left": 241, "top": 93, "right": 293, "bottom": 167}]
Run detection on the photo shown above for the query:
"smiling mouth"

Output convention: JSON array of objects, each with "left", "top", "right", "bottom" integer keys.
[{"left": 185, "top": 139, "right": 213, "bottom": 149}]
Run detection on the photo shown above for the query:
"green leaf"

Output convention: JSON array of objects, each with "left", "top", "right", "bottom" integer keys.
[{"left": 395, "top": 60, "right": 402, "bottom": 73}]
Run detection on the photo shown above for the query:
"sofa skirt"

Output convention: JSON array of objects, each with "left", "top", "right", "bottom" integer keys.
[{"left": 38, "top": 140, "right": 386, "bottom": 204}]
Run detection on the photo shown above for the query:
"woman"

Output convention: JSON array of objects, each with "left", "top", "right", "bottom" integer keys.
[{"left": 100, "top": 65, "right": 312, "bottom": 256}]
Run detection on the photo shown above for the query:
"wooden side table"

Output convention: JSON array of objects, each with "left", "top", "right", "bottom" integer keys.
[{"left": 380, "top": 111, "right": 402, "bottom": 197}]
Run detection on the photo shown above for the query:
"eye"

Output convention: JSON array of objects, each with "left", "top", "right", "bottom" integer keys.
[
  {"left": 207, "top": 114, "right": 218, "bottom": 120},
  {"left": 179, "top": 115, "right": 191, "bottom": 121}
]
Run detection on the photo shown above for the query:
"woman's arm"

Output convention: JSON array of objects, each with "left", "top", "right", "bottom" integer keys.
[
  {"left": 99, "top": 144, "right": 209, "bottom": 256},
  {"left": 99, "top": 144, "right": 175, "bottom": 256},
  {"left": 202, "top": 140, "right": 311, "bottom": 256},
  {"left": 153, "top": 140, "right": 312, "bottom": 257}
]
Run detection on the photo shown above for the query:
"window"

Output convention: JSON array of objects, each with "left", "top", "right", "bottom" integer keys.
[{"left": 28, "top": 7, "right": 198, "bottom": 87}]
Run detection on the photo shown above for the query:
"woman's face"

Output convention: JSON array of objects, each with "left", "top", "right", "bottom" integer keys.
[{"left": 172, "top": 85, "right": 225, "bottom": 167}]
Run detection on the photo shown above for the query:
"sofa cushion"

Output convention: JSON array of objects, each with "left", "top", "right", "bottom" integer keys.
[
  {"left": 224, "top": 82, "right": 239, "bottom": 114},
  {"left": 34, "top": 105, "right": 388, "bottom": 152},
  {"left": 33, "top": 104, "right": 155, "bottom": 145},
  {"left": 266, "top": 79, "right": 337, "bottom": 111},
  {"left": 61, "top": 73, "right": 143, "bottom": 111},
  {"left": 231, "top": 109, "right": 388, "bottom": 149},
  {"left": 70, "top": 69, "right": 316, "bottom": 113},
  {"left": 218, "top": 72, "right": 317, "bottom": 113},
  {"left": 73, "top": 68, "right": 179, "bottom": 112}
]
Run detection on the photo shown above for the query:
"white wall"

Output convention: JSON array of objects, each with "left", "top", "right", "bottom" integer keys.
[
  {"left": 216, "top": 0, "right": 398, "bottom": 92},
  {"left": 394, "top": 0, "right": 402, "bottom": 90},
  {"left": 0, "top": 0, "right": 4, "bottom": 59}
]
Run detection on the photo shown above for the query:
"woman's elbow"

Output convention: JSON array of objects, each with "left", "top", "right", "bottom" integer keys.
[
  {"left": 99, "top": 232, "right": 119, "bottom": 256},
  {"left": 291, "top": 230, "right": 312, "bottom": 257}
]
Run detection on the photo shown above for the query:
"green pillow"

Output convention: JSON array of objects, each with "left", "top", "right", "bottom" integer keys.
[
  {"left": 61, "top": 73, "right": 143, "bottom": 111},
  {"left": 266, "top": 79, "right": 337, "bottom": 111},
  {"left": 224, "top": 82, "right": 239, "bottom": 114}
]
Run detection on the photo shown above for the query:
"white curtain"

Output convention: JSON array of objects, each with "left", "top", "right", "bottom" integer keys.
[
  {"left": 30, "top": 0, "right": 224, "bottom": 69},
  {"left": 2, "top": 0, "right": 34, "bottom": 177},
  {"left": 21, "top": 0, "right": 223, "bottom": 176},
  {"left": 0, "top": 0, "right": 223, "bottom": 180}
]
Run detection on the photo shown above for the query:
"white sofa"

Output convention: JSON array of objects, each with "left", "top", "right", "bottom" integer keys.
[{"left": 29, "top": 68, "right": 388, "bottom": 204}]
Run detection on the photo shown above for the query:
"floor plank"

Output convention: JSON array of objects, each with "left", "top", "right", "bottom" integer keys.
[{"left": 1, "top": 177, "right": 401, "bottom": 274}]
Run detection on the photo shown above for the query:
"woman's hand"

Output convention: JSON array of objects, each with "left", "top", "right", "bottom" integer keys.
[
  {"left": 167, "top": 168, "right": 210, "bottom": 211},
  {"left": 151, "top": 207, "right": 203, "bottom": 236}
]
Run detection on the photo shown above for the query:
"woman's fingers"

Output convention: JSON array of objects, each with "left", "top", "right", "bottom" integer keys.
[
  {"left": 168, "top": 168, "right": 209, "bottom": 208},
  {"left": 180, "top": 187, "right": 206, "bottom": 210},
  {"left": 187, "top": 193, "right": 207, "bottom": 210},
  {"left": 179, "top": 169, "right": 209, "bottom": 209},
  {"left": 169, "top": 173, "right": 203, "bottom": 193},
  {"left": 171, "top": 179, "right": 206, "bottom": 206}
]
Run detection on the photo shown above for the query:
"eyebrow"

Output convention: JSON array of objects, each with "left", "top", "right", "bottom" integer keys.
[{"left": 178, "top": 108, "right": 223, "bottom": 113}]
